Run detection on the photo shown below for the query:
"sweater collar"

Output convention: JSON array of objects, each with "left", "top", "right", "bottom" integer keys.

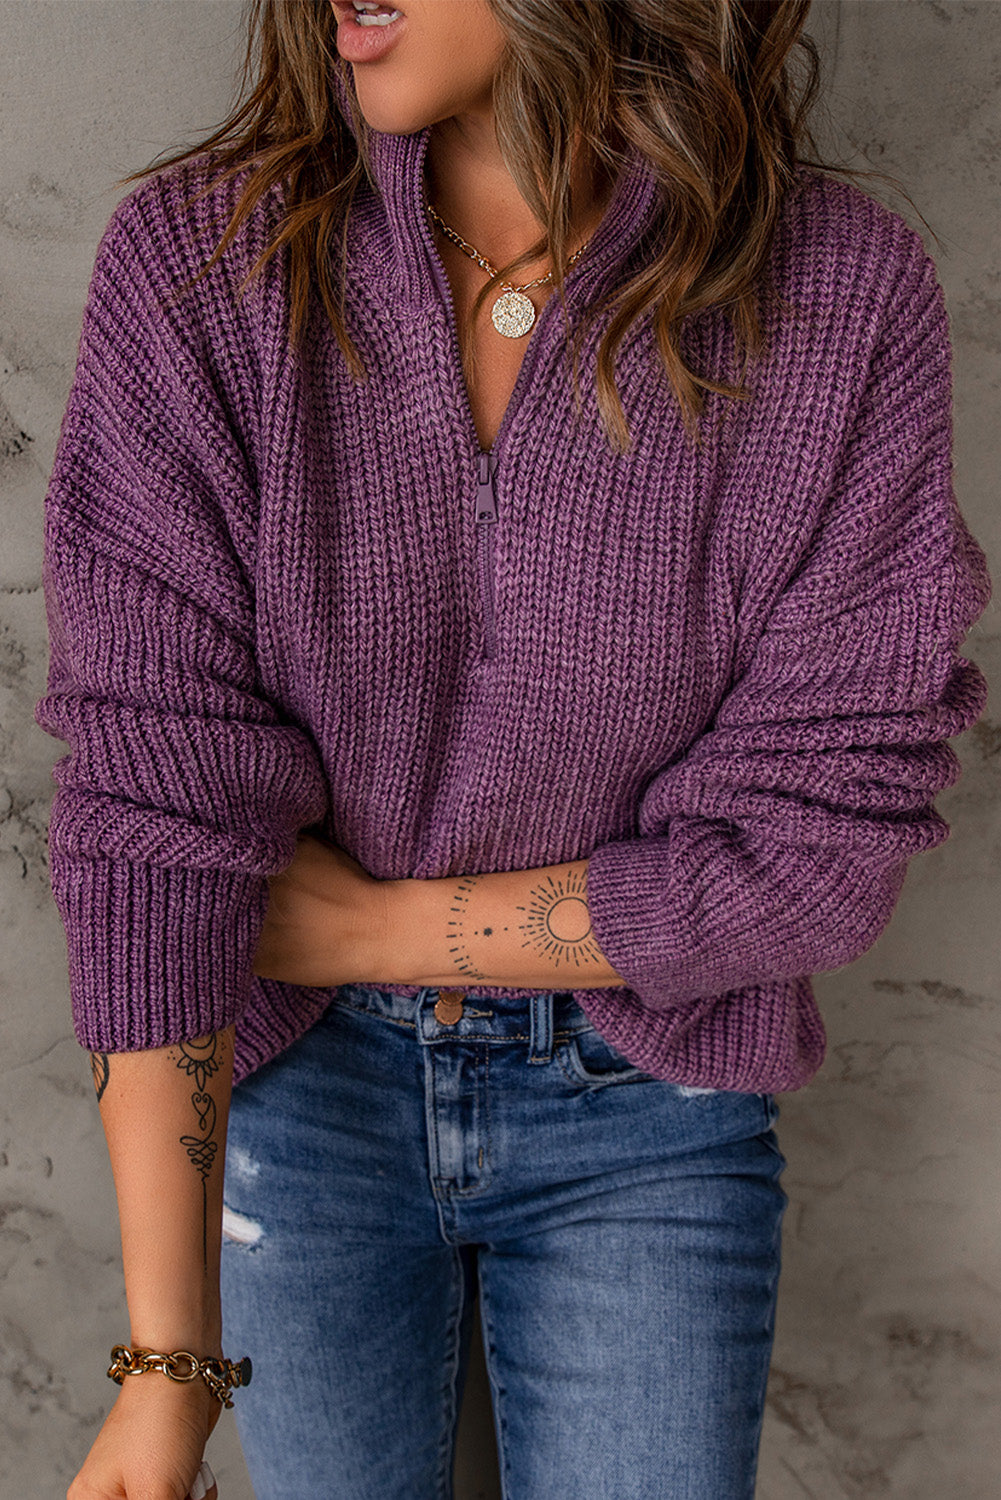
[{"left": 333, "top": 64, "right": 660, "bottom": 311}]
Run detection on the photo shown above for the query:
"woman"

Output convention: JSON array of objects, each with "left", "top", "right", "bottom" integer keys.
[{"left": 36, "top": 2, "right": 990, "bottom": 1497}]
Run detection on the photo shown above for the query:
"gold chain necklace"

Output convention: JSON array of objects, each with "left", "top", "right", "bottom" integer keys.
[{"left": 425, "top": 200, "right": 592, "bottom": 339}]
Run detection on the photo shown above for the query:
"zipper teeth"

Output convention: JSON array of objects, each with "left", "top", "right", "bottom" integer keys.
[
  {"left": 477, "top": 525, "right": 498, "bottom": 660},
  {"left": 424, "top": 230, "right": 504, "bottom": 659},
  {"left": 475, "top": 452, "right": 499, "bottom": 659}
]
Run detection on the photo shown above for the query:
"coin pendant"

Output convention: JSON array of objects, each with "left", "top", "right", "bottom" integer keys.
[{"left": 491, "top": 290, "right": 536, "bottom": 338}]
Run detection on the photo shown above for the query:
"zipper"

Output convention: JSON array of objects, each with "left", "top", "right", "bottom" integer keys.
[
  {"left": 423, "top": 220, "right": 560, "bottom": 663},
  {"left": 475, "top": 452, "right": 499, "bottom": 658}
]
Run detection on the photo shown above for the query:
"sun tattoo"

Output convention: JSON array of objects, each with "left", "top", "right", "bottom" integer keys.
[
  {"left": 172, "top": 1034, "right": 222, "bottom": 1094},
  {"left": 516, "top": 869, "right": 602, "bottom": 969}
]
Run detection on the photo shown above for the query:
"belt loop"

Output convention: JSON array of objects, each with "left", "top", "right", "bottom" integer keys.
[{"left": 528, "top": 992, "right": 554, "bottom": 1064}]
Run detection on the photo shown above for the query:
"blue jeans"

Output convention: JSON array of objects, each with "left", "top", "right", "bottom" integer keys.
[{"left": 220, "top": 986, "right": 786, "bottom": 1498}]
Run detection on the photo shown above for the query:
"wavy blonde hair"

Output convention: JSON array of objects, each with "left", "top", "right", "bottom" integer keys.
[{"left": 127, "top": 0, "right": 872, "bottom": 452}]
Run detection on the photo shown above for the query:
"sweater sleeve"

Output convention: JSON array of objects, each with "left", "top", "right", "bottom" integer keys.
[
  {"left": 34, "top": 182, "right": 329, "bottom": 1053},
  {"left": 586, "top": 233, "right": 992, "bottom": 1009}
]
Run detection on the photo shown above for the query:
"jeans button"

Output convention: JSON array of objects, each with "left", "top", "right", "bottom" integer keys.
[{"left": 434, "top": 989, "right": 465, "bottom": 1025}]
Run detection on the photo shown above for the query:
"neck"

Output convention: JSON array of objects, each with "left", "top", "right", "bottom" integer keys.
[{"left": 424, "top": 116, "right": 614, "bottom": 270}]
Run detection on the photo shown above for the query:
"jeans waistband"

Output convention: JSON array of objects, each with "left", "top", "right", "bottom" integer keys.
[{"left": 332, "top": 984, "right": 593, "bottom": 1063}]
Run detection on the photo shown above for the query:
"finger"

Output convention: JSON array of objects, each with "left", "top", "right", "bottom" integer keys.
[{"left": 188, "top": 1459, "right": 216, "bottom": 1500}]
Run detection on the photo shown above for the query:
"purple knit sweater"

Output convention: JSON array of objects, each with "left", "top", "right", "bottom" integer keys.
[{"left": 35, "top": 89, "right": 991, "bottom": 1090}]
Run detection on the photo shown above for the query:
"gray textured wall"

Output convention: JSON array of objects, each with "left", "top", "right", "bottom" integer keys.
[{"left": 2, "top": 3, "right": 998, "bottom": 1496}]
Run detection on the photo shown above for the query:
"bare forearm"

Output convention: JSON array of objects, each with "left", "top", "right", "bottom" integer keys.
[
  {"left": 92, "top": 1027, "right": 234, "bottom": 1352},
  {"left": 251, "top": 835, "right": 628, "bottom": 990},
  {"left": 382, "top": 859, "right": 627, "bottom": 989}
]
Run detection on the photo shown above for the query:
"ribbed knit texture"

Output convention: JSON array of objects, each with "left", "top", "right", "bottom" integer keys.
[{"left": 36, "top": 75, "right": 991, "bottom": 1090}]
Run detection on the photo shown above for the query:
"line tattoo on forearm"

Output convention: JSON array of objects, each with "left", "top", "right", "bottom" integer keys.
[
  {"left": 172, "top": 1034, "right": 223, "bottom": 1271},
  {"left": 90, "top": 1052, "right": 110, "bottom": 1103},
  {"left": 517, "top": 869, "right": 601, "bottom": 969},
  {"left": 446, "top": 876, "right": 487, "bottom": 981}
]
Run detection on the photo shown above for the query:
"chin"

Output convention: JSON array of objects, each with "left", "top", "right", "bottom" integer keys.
[{"left": 349, "top": 81, "right": 449, "bottom": 139}]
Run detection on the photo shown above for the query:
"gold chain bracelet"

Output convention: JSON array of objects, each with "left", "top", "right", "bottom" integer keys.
[{"left": 108, "top": 1344, "right": 253, "bottom": 1408}]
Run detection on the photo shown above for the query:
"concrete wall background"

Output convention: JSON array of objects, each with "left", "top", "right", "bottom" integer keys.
[{"left": 1, "top": 2, "right": 997, "bottom": 1495}]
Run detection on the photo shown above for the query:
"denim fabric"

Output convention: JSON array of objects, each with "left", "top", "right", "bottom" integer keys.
[{"left": 220, "top": 986, "right": 786, "bottom": 1499}]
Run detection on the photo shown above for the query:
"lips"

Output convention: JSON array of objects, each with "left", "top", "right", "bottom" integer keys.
[{"left": 334, "top": 1, "right": 408, "bottom": 62}]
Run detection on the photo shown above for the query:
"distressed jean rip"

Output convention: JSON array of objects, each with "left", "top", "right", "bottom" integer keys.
[{"left": 222, "top": 1204, "right": 264, "bottom": 1248}]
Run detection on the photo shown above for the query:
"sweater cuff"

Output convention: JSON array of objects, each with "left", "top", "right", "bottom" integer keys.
[
  {"left": 586, "top": 832, "right": 906, "bottom": 1009},
  {"left": 587, "top": 836, "right": 696, "bottom": 1007},
  {"left": 51, "top": 854, "right": 270, "bottom": 1052}
]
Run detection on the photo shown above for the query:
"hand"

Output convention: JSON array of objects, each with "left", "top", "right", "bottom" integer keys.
[
  {"left": 67, "top": 1374, "right": 221, "bottom": 1499},
  {"left": 252, "top": 832, "right": 391, "bottom": 987}
]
